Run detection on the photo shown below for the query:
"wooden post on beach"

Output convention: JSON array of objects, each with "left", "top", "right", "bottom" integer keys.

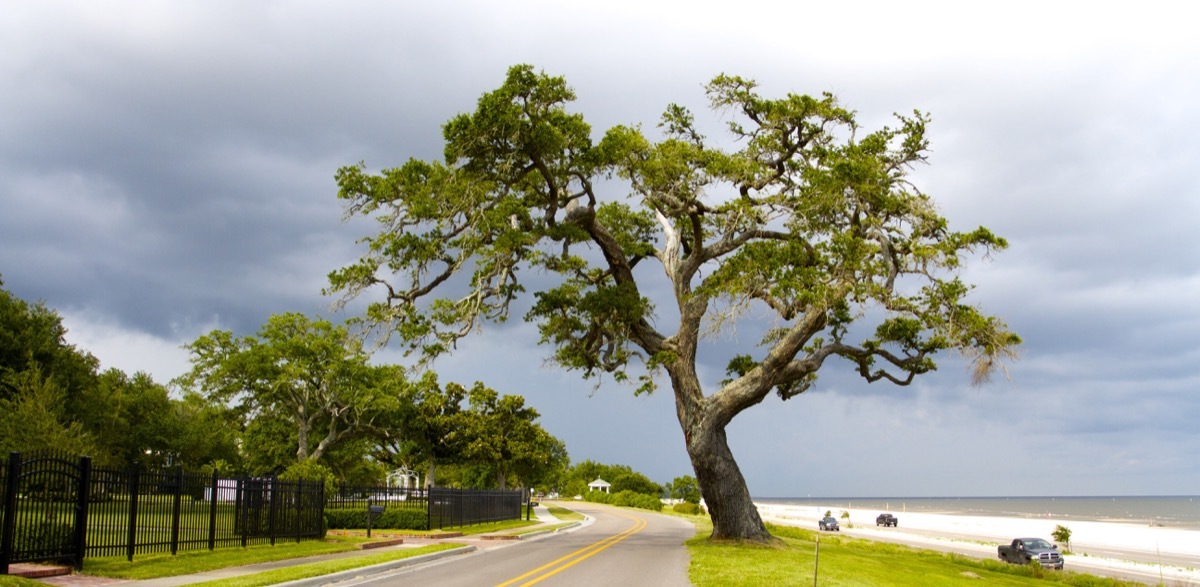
[{"left": 813, "top": 534, "right": 820, "bottom": 586}]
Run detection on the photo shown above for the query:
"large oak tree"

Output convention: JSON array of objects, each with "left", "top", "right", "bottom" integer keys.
[{"left": 328, "top": 65, "right": 1020, "bottom": 541}]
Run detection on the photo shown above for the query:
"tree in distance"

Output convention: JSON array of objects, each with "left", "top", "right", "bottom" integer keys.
[
  {"left": 669, "top": 475, "right": 702, "bottom": 504},
  {"left": 327, "top": 65, "right": 1020, "bottom": 542},
  {"left": 177, "top": 313, "right": 404, "bottom": 470}
]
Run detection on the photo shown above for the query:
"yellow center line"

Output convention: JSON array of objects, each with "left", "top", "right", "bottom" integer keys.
[{"left": 494, "top": 511, "right": 648, "bottom": 587}]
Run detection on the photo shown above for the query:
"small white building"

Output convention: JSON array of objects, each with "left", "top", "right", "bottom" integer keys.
[
  {"left": 588, "top": 478, "right": 611, "bottom": 493},
  {"left": 387, "top": 466, "right": 420, "bottom": 490}
]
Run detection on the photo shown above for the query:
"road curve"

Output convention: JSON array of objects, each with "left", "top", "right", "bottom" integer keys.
[{"left": 336, "top": 502, "right": 694, "bottom": 587}]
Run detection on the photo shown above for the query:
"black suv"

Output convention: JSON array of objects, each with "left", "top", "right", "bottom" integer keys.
[
  {"left": 876, "top": 513, "right": 898, "bottom": 527},
  {"left": 818, "top": 516, "right": 840, "bottom": 531}
]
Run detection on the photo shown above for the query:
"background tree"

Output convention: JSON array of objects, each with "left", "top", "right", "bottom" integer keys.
[
  {"left": 460, "top": 384, "right": 568, "bottom": 489},
  {"left": 461, "top": 385, "right": 552, "bottom": 490},
  {"left": 510, "top": 426, "right": 569, "bottom": 493},
  {"left": 668, "top": 475, "right": 701, "bottom": 504},
  {"left": 370, "top": 372, "right": 469, "bottom": 488},
  {"left": 559, "top": 460, "right": 660, "bottom": 497},
  {"left": 86, "top": 370, "right": 178, "bottom": 467},
  {"left": 177, "top": 312, "right": 403, "bottom": 468},
  {"left": 0, "top": 278, "right": 179, "bottom": 464},
  {"left": 169, "top": 392, "right": 243, "bottom": 472},
  {"left": 328, "top": 65, "right": 1020, "bottom": 541},
  {"left": 0, "top": 366, "right": 99, "bottom": 457},
  {"left": 0, "top": 276, "right": 100, "bottom": 410}
]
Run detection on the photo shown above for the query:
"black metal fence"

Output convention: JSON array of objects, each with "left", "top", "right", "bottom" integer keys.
[
  {"left": 83, "top": 466, "right": 325, "bottom": 560},
  {"left": 0, "top": 451, "right": 91, "bottom": 572},
  {"left": 327, "top": 484, "right": 427, "bottom": 510},
  {"left": 1, "top": 451, "right": 525, "bottom": 574},
  {"left": 0, "top": 452, "right": 325, "bottom": 573},
  {"left": 428, "top": 487, "right": 523, "bottom": 530}
]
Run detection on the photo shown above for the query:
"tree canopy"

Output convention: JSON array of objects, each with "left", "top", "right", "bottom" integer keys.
[
  {"left": 176, "top": 313, "right": 405, "bottom": 468},
  {"left": 559, "top": 460, "right": 662, "bottom": 498},
  {"left": 0, "top": 277, "right": 185, "bottom": 465},
  {"left": 368, "top": 372, "right": 567, "bottom": 490},
  {"left": 333, "top": 64, "right": 1019, "bottom": 540}
]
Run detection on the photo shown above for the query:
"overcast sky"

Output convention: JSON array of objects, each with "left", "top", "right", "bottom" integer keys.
[{"left": 3, "top": 1, "right": 1198, "bottom": 498}]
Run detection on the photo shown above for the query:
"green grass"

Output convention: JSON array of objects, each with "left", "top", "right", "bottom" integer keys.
[
  {"left": 74, "top": 518, "right": 528, "bottom": 582},
  {"left": 449, "top": 519, "right": 540, "bottom": 535},
  {"left": 0, "top": 577, "right": 47, "bottom": 587},
  {"left": 334, "top": 518, "right": 540, "bottom": 537},
  {"left": 509, "top": 522, "right": 579, "bottom": 535},
  {"left": 82, "top": 539, "right": 366, "bottom": 579},
  {"left": 545, "top": 504, "right": 585, "bottom": 521},
  {"left": 683, "top": 517, "right": 1146, "bottom": 587},
  {"left": 183, "top": 543, "right": 463, "bottom": 587},
  {"left": 11, "top": 505, "right": 1157, "bottom": 587}
]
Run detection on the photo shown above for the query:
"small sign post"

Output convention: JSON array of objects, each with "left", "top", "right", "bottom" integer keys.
[{"left": 367, "top": 503, "right": 386, "bottom": 538}]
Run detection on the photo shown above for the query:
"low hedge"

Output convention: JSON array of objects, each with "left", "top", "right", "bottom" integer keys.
[
  {"left": 584, "top": 490, "right": 663, "bottom": 512},
  {"left": 324, "top": 507, "right": 428, "bottom": 530}
]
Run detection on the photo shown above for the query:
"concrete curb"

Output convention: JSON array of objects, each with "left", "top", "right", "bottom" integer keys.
[
  {"left": 273, "top": 544, "right": 477, "bottom": 587},
  {"left": 513, "top": 521, "right": 583, "bottom": 540}
]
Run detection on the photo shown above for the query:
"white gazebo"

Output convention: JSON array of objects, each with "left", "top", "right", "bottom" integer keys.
[
  {"left": 387, "top": 466, "right": 421, "bottom": 490},
  {"left": 587, "top": 478, "right": 611, "bottom": 493}
]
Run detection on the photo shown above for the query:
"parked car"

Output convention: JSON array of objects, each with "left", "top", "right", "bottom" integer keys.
[
  {"left": 876, "top": 513, "right": 898, "bottom": 527},
  {"left": 818, "top": 516, "right": 840, "bottom": 531},
  {"left": 997, "top": 537, "right": 1064, "bottom": 569}
]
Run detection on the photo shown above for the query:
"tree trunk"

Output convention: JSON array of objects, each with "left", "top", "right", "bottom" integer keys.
[
  {"left": 295, "top": 418, "right": 310, "bottom": 462},
  {"left": 686, "top": 419, "right": 772, "bottom": 542},
  {"left": 426, "top": 461, "right": 436, "bottom": 489}
]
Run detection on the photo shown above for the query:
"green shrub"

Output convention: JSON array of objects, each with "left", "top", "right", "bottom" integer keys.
[
  {"left": 1051, "top": 524, "right": 1072, "bottom": 552},
  {"left": 19, "top": 521, "right": 74, "bottom": 557},
  {"left": 324, "top": 507, "right": 428, "bottom": 530},
  {"left": 672, "top": 501, "right": 705, "bottom": 515},
  {"left": 584, "top": 490, "right": 612, "bottom": 504},
  {"left": 610, "top": 490, "right": 663, "bottom": 512},
  {"left": 582, "top": 489, "right": 662, "bottom": 512},
  {"left": 280, "top": 461, "right": 338, "bottom": 497}
]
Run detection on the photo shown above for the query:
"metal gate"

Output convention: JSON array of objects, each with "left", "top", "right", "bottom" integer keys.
[{"left": 0, "top": 451, "right": 91, "bottom": 573}]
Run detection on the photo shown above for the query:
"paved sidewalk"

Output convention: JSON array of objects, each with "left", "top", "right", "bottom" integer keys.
[{"left": 32, "top": 505, "right": 574, "bottom": 587}]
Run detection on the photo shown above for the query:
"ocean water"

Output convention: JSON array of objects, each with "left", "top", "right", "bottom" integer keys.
[{"left": 754, "top": 496, "right": 1200, "bottom": 529}]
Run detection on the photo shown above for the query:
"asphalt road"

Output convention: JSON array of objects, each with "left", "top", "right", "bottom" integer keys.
[{"left": 332, "top": 502, "right": 693, "bottom": 587}]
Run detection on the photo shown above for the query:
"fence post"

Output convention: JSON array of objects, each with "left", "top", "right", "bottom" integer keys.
[
  {"left": 237, "top": 477, "right": 247, "bottom": 548},
  {"left": 317, "top": 480, "right": 325, "bottom": 539},
  {"left": 125, "top": 463, "right": 140, "bottom": 562},
  {"left": 268, "top": 475, "right": 279, "bottom": 546},
  {"left": 169, "top": 468, "right": 183, "bottom": 556},
  {"left": 208, "top": 470, "right": 218, "bottom": 551},
  {"left": 294, "top": 480, "right": 303, "bottom": 543},
  {"left": 71, "top": 456, "right": 92, "bottom": 571},
  {"left": 1, "top": 452, "right": 23, "bottom": 575}
]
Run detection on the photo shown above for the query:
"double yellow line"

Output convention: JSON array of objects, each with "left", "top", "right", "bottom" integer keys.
[{"left": 495, "top": 512, "right": 648, "bottom": 587}]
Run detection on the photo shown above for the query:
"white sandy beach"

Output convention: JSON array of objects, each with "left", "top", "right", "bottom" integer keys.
[{"left": 756, "top": 502, "right": 1200, "bottom": 585}]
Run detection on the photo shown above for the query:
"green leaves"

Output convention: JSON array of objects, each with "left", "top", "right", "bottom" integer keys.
[
  {"left": 177, "top": 313, "right": 396, "bottom": 467},
  {"left": 330, "top": 64, "right": 1019, "bottom": 409}
]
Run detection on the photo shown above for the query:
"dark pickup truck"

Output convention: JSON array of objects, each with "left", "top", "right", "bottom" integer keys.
[
  {"left": 997, "top": 538, "right": 1064, "bottom": 569},
  {"left": 876, "top": 513, "right": 898, "bottom": 527}
]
